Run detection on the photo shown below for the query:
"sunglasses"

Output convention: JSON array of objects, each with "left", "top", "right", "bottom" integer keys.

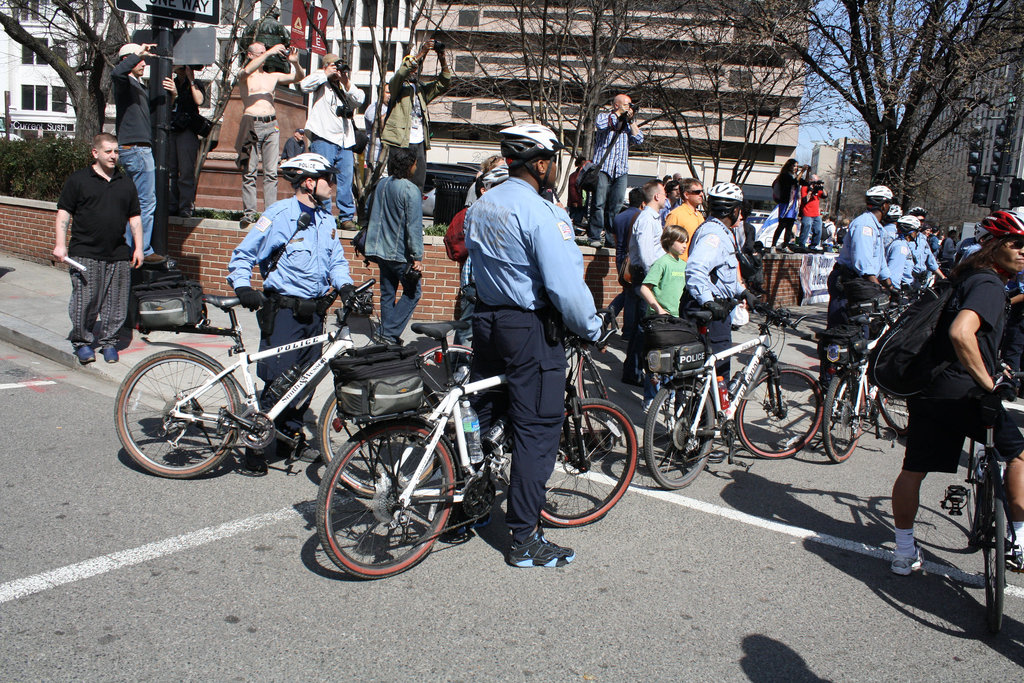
[
  {"left": 1004, "top": 238, "right": 1024, "bottom": 250},
  {"left": 686, "top": 189, "right": 704, "bottom": 195}
]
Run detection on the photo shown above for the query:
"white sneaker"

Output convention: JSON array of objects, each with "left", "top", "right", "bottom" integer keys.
[{"left": 890, "top": 547, "right": 922, "bottom": 576}]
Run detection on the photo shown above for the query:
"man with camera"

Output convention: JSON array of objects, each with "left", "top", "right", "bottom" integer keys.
[
  {"left": 587, "top": 94, "right": 644, "bottom": 249},
  {"left": 381, "top": 39, "right": 452, "bottom": 191},
  {"left": 796, "top": 174, "right": 828, "bottom": 251},
  {"left": 300, "top": 54, "right": 365, "bottom": 229}
]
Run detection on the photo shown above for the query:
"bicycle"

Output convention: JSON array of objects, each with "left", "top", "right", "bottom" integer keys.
[
  {"left": 315, "top": 317, "right": 637, "bottom": 579},
  {"left": 820, "top": 306, "right": 910, "bottom": 463},
  {"left": 940, "top": 390, "right": 1021, "bottom": 634},
  {"left": 643, "top": 303, "right": 823, "bottom": 490},
  {"left": 114, "top": 281, "right": 376, "bottom": 478}
]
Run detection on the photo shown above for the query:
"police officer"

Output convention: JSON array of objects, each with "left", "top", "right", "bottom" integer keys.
[
  {"left": 826, "top": 185, "right": 894, "bottom": 327},
  {"left": 881, "top": 204, "right": 902, "bottom": 248},
  {"left": 908, "top": 206, "right": 945, "bottom": 289},
  {"left": 885, "top": 215, "right": 920, "bottom": 295},
  {"left": 681, "top": 182, "right": 753, "bottom": 376},
  {"left": 464, "top": 124, "right": 603, "bottom": 568},
  {"left": 227, "top": 152, "right": 354, "bottom": 475}
]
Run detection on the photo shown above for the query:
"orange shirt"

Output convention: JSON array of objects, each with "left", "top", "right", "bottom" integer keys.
[{"left": 665, "top": 203, "right": 704, "bottom": 261}]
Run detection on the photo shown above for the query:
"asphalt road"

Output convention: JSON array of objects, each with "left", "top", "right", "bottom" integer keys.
[{"left": 1, "top": 337, "right": 1023, "bottom": 680}]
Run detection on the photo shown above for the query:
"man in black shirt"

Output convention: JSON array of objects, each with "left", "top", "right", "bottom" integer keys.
[
  {"left": 52, "top": 133, "right": 143, "bottom": 365},
  {"left": 168, "top": 65, "right": 206, "bottom": 218}
]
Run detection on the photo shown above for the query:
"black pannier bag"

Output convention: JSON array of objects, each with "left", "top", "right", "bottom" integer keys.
[
  {"left": 330, "top": 344, "right": 424, "bottom": 417},
  {"left": 641, "top": 315, "right": 707, "bottom": 374},
  {"left": 134, "top": 270, "right": 205, "bottom": 331},
  {"left": 817, "top": 324, "right": 866, "bottom": 378}
]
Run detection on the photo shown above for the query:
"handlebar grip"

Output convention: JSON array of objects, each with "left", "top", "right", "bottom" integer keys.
[{"left": 355, "top": 279, "right": 376, "bottom": 293}]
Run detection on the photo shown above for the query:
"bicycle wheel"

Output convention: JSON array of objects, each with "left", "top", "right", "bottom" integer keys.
[
  {"left": 643, "top": 381, "right": 714, "bottom": 489},
  {"left": 877, "top": 391, "right": 909, "bottom": 437},
  {"left": 821, "top": 370, "right": 863, "bottom": 464},
  {"left": 316, "top": 420, "right": 454, "bottom": 579},
  {"left": 541, "top": 399, "right": 638, "bottom": 526},
  {"left": 115, "top": 349, "right": 240, "bottom": 478},
  {"left": 316, "top": 395, "right": 358, "bottom": 466},
  {"left": 981, "top": 475, "right": 1006, "bottom": 633},
  {"left": 417, "top": 344, "right": 473, "bottom": 398},
  {"left": 736, "top": 365, "right": 822, "bottom": 459},
  {"left": 574, "top": 349, "right": 609, "bottom": 400}
]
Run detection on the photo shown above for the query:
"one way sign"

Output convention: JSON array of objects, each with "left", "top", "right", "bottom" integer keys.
[{"left": 116, "top": 0, "right": 220, "bottom": 25}]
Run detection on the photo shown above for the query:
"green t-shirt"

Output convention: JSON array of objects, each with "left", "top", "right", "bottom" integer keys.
[{"left": 642, "top": 252, "right": 687, "bottom": 316}]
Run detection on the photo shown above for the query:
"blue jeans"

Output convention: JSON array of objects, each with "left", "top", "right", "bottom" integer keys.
[
  {"left": 377, "top": 259, "right": 421, "bottom": 340},
  {"left": 119, "top": 146, "right": 155, "bottom": 255},
  {"left": 589, "top": 171, "right": 628, "bottom": 242},
  {"left": 310, "top": 138, "right": 355, "bottom": 220},
  {"left": 798, "top": 215, "right": 822, "bottom": 248}
]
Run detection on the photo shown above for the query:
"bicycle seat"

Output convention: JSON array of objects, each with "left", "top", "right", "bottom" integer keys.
[
  {"left": 203, "top": 294, "right": 240, "bottom": 310},
  {"left": 691, "top": 310, "right": 714, "bottom": 323},
  {"left": 410, "top": 321, "right": 470, "bottom": 341}
]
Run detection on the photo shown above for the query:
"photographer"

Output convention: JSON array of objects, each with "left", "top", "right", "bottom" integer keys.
[
  {"left": 381, "top": 39, "right": 452, "bottom": 191},
  {"left": 586, "top": 94, "right": 644, "bottom": 249},
  {"left": 797, "top": 173, "right": 828, "bottom": 250},
  {"left": 300, "top": 53, "right": 365, "bottom": 229}
]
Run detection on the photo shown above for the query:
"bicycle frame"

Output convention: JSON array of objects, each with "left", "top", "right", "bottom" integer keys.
[{"left": 684, "top": 334, "right": 770, "bottom": 438}]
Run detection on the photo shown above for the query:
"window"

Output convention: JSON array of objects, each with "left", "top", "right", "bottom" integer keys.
[
  {"left": 52, "top": 87, "right": 67, "bottom": 113},
  {"left": 383, "top": 0, "right": 399, "bottom": 27},
  {"left": 21, "top": 84, "right": 48, "bottom": 111},
  {"left": 452, "top": 102, "right": 473, "bottom": 120},
  {"left": 359, "top": 43, "right": 374, "bottom": 72},
  {"left": 22, "top": 39, "right": 47, "bottom": 64},
  {"left": 454, "top": 55, "right": 474, "bottom": 73},
  {"left": 458, "top": 9, "right": 479, "bottom": 27},
  {"left": 724, "top": 119, "right": 746, "bottom": 138},
  {"left": 729, "top": 69, "right": 753, "bottom": 89},
  {"left": 361, "top": 0, "right": 377, "bottom": 26},
  {"left": 52, "top": 42, "right": 68, "bottom": 64},
  {"left": 386, "top": 43, "right": 397, "bottom": 71}
]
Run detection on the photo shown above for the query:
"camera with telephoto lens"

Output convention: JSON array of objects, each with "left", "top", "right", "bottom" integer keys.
[{"left": 433, "top": 40, "right": 445, "bottom": 53}]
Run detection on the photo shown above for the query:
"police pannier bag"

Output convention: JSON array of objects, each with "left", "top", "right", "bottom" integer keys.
[
  {"left": 330, "top": 344, "right": 424, "bottom": 417},
  {"left": 817, "top": 324, "right": 866, "bottom": 377},
  {"left": 133, "top": 271, "right": 205, "bottom": 332},
  {"left": 642, "top": 315, "right": 707, "bottom": 374}
]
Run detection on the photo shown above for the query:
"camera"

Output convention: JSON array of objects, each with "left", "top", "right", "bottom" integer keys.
[
  {"left": 333, "top": 60, "right": 350, "bottom": 72},
  {"left": 433, "top": 40, "right": 445, "bottom": 53},
  {"left": 335, "top": 103, "right": 354, "bottom": 119}
]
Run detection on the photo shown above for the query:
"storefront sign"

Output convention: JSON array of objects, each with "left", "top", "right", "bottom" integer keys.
[{"left": 12, "top": 121, "right": 74, "bottom": 133}]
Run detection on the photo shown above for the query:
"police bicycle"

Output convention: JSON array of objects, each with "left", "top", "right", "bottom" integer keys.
[
  {"left": 940, "top": 384, "right": 1023, "bottom": 634},
  {"left": 114, "top": 281, "right": 376, "bottom": 479},
  {"left": 315, "top": 316, "right": 637, "bottom": 579},
  {"left": 820, "top": 304, "right": 910, "bottom": 463},
  {"left": 643, "top": 303, "right": 823, "bottom": 490}
]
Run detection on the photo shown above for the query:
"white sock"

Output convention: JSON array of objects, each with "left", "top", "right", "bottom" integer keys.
[
  {"left": 894, "top": 527, "right": 916, "bottom": 557},
  {"left": 1013, "top": 521, "right": 1024, "bottom": 551}
]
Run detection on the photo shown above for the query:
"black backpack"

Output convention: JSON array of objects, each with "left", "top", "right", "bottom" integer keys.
[{"left": 867, "top": 277, "right": 959, "bottom": 396}]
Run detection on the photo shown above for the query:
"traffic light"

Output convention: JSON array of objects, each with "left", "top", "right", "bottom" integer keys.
[
  {"left": 973, "top": 175, "right": 991, "bottom": 205},
  {"left": 991, "top": 149, "right": 1005, "bottom": 176},
  {"left": 1011, "top": 177, "right": 1024, "bottom": 207},
  {"left": 968, "top": 138, "right": 984, "bottom": 176}
]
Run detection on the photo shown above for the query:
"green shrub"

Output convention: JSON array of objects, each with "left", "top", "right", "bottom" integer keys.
[
  {"left": 424, "top": 224, "right": 448, "bottom": 237},
  {"left": 0, "top": 137, "right": 90, "bottom": 201},
  {"left": 193, "top": 208, "right": 244, "bottom": 221}
]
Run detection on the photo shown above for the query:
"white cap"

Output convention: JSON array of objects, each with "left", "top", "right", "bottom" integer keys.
[{"left": 119, "top": 44, "right": 144, "bottom": 59}]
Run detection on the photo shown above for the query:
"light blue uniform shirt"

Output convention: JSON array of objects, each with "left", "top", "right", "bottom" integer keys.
[
  {"left": 464, "top": 177, "right": 601, "bottom": 341},
  {"left": 227, "top": 197, "right": 352, "bottom": 299},
  {"left": 885, "top": 238, "right": 913, "bottom": 288},
  {"left": 881, "top": 222, "right": 898, "bottom": 247},
  {"left": 685, "top": 217, "right": 745, "bottom": 305},
  {"left": 912, "top": 233, "right": 939, "bottom": 275},
  {"left": 837, "top": 210, "right": 890, "bottom": 281}
]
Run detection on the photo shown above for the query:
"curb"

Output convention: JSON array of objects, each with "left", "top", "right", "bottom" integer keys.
[{"left": 0, "top": 311, "right": 81, "bottom": 370}]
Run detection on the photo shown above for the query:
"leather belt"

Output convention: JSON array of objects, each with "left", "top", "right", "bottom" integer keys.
[
  {"left": 249, "top": 114, "right": 277, "bottom": 123},
  {"left": 120, "top": 143, "right": 151, "bottom": 149}
]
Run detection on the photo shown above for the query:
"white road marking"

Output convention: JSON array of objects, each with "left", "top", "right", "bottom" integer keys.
[
  {"left": 0, "top": 504, "right": 310, "bottom": 604},
  {"left": 0, "top": 380, "right": 56, "bottom": 391}
]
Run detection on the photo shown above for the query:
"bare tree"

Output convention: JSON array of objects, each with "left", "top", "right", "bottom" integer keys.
[{"left": 743, "top": 0, "right": 1024, "bottom": 201}]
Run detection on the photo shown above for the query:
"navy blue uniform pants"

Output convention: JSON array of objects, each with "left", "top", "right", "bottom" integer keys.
[
  {"left": 682, "top": 298, "right": 732, "bottom": 377},
  {"left": 826, "top": 266, "right": 849, "bottom": 329},
  {"left": 256, "top": 306, "right": 324, "bottom": 438},
  {"left": 471, "top": 306, "right": 566, "bottom": 543}
]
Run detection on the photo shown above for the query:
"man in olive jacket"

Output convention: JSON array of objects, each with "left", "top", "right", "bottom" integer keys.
[{"left": 382, "top": 39, "right": 452, "bottom": 190}]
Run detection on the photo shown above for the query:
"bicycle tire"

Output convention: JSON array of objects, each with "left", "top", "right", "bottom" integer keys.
[
  {"left": 736, "top": 365, "right": 822, "bottom": 459},
  {"left": 541, "top": 399, "right": 638, "bottom": 526},
  {"left": 821, "top": 370, "right": 862, "bottom": 464},
  {"left": 114, "top": 349, "right": 240, "bottom": 479},
  {"left": 316, "top": 420, "right": 454, "bottom": 579},
  {"left": 982, "top": 474, "right": 1006, "bottom": 633},
  {"left": 877, "top": 391, "right": 909, "bottom": 437},
  {"left": 643, "top": 381, "right": 714, "bottom": 489}
]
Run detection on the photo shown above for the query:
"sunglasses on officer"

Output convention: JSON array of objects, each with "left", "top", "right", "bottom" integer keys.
[{"left": 1003, "top": 238, "right": 1024, "bottom": 251}]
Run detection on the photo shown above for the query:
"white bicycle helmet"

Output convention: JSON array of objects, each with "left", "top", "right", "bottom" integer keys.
[
  {"left": 705, "top": 182, "right": 744, "bottom": 212},
  {"left": 865, "top": 185, "right": 894, "bottom": 207},
  {"left": 499, "top": 124, "right": 563, "bottom": 163},
  {"left": 896, "top": 215, "right": 921, "bottom": 234},
  {"left": 280, "top": 153, "right": 337, "bottom": 184},
  {"left": 480, "top": 164, "right": 509, "bottom": 189},
  {"left": 886, "top": 204, "right": 903, "bottom": 220}
]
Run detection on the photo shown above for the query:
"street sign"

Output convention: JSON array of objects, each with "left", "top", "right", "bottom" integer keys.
[{"left": 115, "top": 0, "right": 220, "bottom": 25}]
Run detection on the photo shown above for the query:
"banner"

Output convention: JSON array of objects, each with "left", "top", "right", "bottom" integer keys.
[
  {"left": 799, "top": 252, "right": 837, "bottom": 305},
  {"left": 289, "top": 0, "right": 308, "bottom": 50},
  {"left": 310, "top": 6, "right": 328, "bottom": 55}
]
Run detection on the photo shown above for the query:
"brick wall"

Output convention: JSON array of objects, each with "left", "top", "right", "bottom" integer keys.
[{"left": 0, "top": 195, "right": 808, "bottom": 316}]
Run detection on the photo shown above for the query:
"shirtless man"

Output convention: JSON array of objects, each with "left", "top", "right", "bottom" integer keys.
[{"left": 237, "top": 42, "right": 304, "bottom": 223}]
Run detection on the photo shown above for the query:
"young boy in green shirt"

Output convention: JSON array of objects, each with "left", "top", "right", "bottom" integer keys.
[{"left": 639, "top": 225, "right": 689, "bottom": 410}]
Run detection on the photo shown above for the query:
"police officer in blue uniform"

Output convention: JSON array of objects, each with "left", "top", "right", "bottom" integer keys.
[
  {"left": 681, "top": 182, "right": 753, "bottom": 376},
  {"left": 885, "top": 215, "right": 920, "bottom": 295},
  {"left": 228, "top": 152, "right": 354, "bottom": 475},
  {"left": 826, "top": 185, "right": 894, "bottom": 327},
  {"left": 465, "top": 124, "right": 603, "bottom": 568},
  {"left": 880, "top": 204, "right": 902, "bottom": 247}
]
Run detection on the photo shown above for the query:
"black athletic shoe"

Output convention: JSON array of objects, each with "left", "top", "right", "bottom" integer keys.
[{"left": 506, "top": 532, "right": 575, "bottom": 568}]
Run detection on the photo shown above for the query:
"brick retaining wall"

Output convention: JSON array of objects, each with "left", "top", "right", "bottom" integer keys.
[{"left": 0, "top": 196, "right": 806, "bottom": 317}]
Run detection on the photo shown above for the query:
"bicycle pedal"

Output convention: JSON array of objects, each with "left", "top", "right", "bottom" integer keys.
[{"left": 941, "top": 485, "right": 968, "bottom": 516}]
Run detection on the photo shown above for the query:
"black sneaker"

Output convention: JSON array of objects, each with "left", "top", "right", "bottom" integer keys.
[{"left": 506, "top": 532, "right": 575, "bottom": 568}]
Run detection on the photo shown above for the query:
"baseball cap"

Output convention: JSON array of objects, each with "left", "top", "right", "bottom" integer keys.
[
  {"left": 119, "top": 43, "right": 144, "bottom": 59},
  {"left": 323, "top": 53, "right": 340, "bottom": 65}
]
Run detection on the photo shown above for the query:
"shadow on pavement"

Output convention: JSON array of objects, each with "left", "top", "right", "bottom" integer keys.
[{"left": 739, "top": 634, "right": 828, "bottom": 682}]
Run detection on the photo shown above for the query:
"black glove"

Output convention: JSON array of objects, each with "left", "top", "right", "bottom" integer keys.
[
  {"left": 338, "top": 284, "right": 356, "bottom": 304},
  {"left": 741, "top": 289, "right": 759, "bottom": 311},
  {"left": 234, "top": 286, "right": 265, "bottom": 311},
  {"left": 702, "top": 300, "right": 729, "bottom": 322},
  {"left": 993, "top": 375, "right": 1019, "bottom": 402}
]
